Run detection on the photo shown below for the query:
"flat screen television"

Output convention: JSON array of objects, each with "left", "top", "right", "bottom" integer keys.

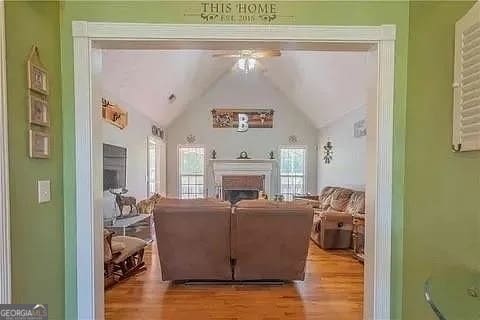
[{"left": 103, "top": 143, "right": 127, "bottom": 191}]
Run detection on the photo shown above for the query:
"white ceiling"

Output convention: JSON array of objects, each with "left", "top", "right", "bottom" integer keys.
[{"left": 102, "top": 49, "right": 370, "bottom": 128}]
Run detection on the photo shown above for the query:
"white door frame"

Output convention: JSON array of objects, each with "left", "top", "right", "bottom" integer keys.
[
  {"left": 0, "top": 0, "right": 11, "bottom": 305},
  {"left": 147, "top": 136, "right": 165, "bottom": 196},
  {"left": 72, "top": 22, "right": 395, "bottom": 320}
]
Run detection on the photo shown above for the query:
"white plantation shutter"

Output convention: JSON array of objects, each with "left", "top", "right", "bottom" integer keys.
[{"left": 453, "top": 1, "right": 480, "bottom": 151}]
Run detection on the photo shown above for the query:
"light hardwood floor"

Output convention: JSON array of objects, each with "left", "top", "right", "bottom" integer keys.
[{"left": 105, "top": 241, "right": 364, "bottom": 320}]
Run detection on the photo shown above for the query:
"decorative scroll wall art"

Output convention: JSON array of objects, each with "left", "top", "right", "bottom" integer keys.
[
  {"left": 102, "top": 98, "right": 128, "bottom": 129},
  {"left": 151, "top": 125, "right": 165, "bottom": 140},
  {"left": 323, "top": 141, "right": 334, "bottom": 164},
  {"left": 27, "top": 46, "right": 50, "bottom": 159},
  {"left": 211, "top": 108, "right": 274, "bottom": 130}
]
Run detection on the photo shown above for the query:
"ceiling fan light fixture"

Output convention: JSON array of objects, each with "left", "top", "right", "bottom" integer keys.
[{"left": 237, "top": 57, "right": 257, "bottom": 73}]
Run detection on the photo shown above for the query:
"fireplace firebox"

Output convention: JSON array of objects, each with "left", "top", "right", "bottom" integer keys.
[
  {"left": 221, "top": 175, "right": 264, "bottom": 204},
  {"left": 223, "top": 189, "right": 259, "bottom": 204}
]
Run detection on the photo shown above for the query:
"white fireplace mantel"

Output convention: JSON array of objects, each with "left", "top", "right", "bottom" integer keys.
[{"left": 211, "top": 159, "right": 276, "bottom": 197}]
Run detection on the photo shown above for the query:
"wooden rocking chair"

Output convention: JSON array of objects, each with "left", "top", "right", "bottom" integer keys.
[{"left": 104, "top": 229, "right": 148, "bottom": 289}]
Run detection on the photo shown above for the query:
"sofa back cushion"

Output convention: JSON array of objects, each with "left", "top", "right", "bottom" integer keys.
[
  {"left": 329, "top": 188, "right": 354, "bottom": 212},
  {"left": 232, "top": 205, "right": 313, "bottom": 280},
  {"left": 345, "top": 191, "right": 365, "bottom": 215},
  {"left": 153, "top": 202, "right": 232, "bottom": 280},
  {"left": 235, "top": 199, "right": 311, "bottom": 209},
  {"left": 156, "top": 198, "right": 230, "bottom": 208},
  {"left": 318, "top": 187, "right": 336, "bottom": 210}
]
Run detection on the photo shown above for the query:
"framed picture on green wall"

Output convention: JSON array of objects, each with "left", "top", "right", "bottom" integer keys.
[
  {"left": 27, "top": 46, "right": 49, "bottom": 95},
  {"left": 28, "top": 94, "right": 49, "bottom": 127},
  {"left": 29, "top": 129, "right": 50, "bottom": 159}
]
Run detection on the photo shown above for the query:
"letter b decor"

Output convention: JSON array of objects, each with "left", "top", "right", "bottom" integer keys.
[
  {"left": 211, "top": 108, "right": 274, "bottom": 130},
  {"left": 237, "top": 113, "right": 249, "bottom": 132}
]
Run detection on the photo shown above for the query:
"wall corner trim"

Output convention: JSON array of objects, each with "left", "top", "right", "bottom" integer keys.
[
  {"left": 0, "top": 0, "right": 11, "bottom": 304},
  {"left": 381, "top": 24, "right": 397, "bottom": 40},
  {"left": 72, "top": 21, "right": 88, "bottom": 38}
]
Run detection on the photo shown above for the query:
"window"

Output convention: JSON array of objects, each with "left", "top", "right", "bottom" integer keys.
[
  {"left": 178, "top": 146, "right": 205, "bottom": 199},
  {"left": 280, "top": 147, "right": 306, "bottom": 201}
]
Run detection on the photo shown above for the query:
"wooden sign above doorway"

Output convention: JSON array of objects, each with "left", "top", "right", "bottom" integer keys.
[{"left": 184, "top": 2, "right": 295, "bottom": 24}]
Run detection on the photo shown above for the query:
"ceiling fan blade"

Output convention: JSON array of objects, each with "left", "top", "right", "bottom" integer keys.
[
  {"left": 212, "top": 53, "right": 241, "bottom": 58},
  {"left": 213, "top": 50, "right": 281, "bottom": 58},
  {"left": 251, "top": 50, "right": 282, "bottom": 58}
]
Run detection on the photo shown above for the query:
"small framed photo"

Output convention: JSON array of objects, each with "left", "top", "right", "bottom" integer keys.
[
  {"left": 354, "top": 119, "right": 367, "bottom": 138},
  {"left": 29, "top": 94, "right": 49, "bottom": 127},
  {"left": 29, "top": 129, "right": 50, "bottom": 159},
  {"left": 28, "top": 61, "right": 49, "bottom": 95}
]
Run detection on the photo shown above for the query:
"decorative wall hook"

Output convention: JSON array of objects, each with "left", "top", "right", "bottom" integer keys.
[{"left": 451, "top": 144, "right": 462, "bottom": 152}]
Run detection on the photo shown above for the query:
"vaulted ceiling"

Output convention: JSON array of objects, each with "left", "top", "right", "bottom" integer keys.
[{"left": 102, "top": 49, "right": 370, "bottom": 129}]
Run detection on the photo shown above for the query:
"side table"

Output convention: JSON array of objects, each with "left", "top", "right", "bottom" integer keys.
[
  {"left": 104, "top": 213, "right": 153, "bottom": 243},
  {"left": 352, "top": 213, "right": 365, "bottom": 262}
]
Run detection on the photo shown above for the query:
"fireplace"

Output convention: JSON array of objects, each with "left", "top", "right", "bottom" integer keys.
[
  {"left": 222, "top": 175, "right": 264, "bottom": 204},
  {"left": 212, "top": 159, "right": 274, "bottom": 200}
]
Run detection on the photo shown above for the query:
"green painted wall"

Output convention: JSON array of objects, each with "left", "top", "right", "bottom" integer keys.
[
  {"left": 10, "top": 1, "right": 479, "bottom": 320},
  {"left": 5, "top": 1, "right": 64, "bottom": 320},
  {"left": 404, "top": 1, "right": 479, "bottom": 319},
  {"left": 60, "top": 2, "right": 409, "bottom": 319}
]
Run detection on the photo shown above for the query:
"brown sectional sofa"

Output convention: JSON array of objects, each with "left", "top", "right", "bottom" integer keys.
[
  {"left": 153, "top": 198, "right": 314, "bottom": 281},
  {"left": 153, "top": 199, "right": 232, "bottom": 281},
  {"left": 232, "top": 200, "right": 313, "bottom": 281},
  {"left": 309, "top": 187, "right": 365, "bottom": 249}
]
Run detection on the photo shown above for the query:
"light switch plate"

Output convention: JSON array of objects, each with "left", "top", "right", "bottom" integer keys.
[{"left": 38, "top": 180, "right": 51, "bottom": 203}]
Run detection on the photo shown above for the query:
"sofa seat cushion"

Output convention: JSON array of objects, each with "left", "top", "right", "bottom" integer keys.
[
  {"left": 111, "top": 236, "right": 148, "bottom": 264},
  {"left": 319, "top": 212, "right": 353, "bottom": 231},
  {"left": 110, "top": 240, "right": 126, "bottom": 254}
]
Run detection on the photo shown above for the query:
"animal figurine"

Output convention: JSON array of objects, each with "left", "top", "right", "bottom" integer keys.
[
  {"left": 136, "top": 199, "right": 155, "bottom": 214},
  {"left": 137, "top": 193, "right": 165, "bottom": 214},
  {"left": 109, "top": 188, "right": 137, "bottom": 218}
]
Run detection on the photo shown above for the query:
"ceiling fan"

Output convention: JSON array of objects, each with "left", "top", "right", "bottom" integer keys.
[{"left": 213, "top": 50, "right": 281, "bottom": 73}]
